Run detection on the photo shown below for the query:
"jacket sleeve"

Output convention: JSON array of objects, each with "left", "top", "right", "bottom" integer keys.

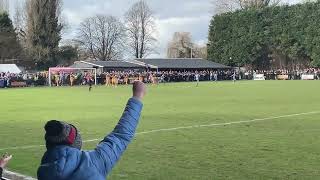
[{"left": 88, "top": 97, "right": 143, "bottom": 176}]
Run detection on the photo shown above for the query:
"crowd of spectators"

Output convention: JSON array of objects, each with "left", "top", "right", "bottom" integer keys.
[
  {"left": 59, "top": 70, "right": 237, "bottom": 86},
  {"left": 242, "top": 68, "right": 320, "bottom": 80},
  {"left": 41, "top": 68, "right": 320, "bottom": 86},
  {"left": 0, "top": 71, "right": 47, "bottom": 88},
  {"left": 48, "top": 70, "right": 225, "bottom": 86},
  {"left": 0, "top": 70, "right": 238, "bottom": 87},
  {"left": 97, "top": 70, "right": 224, "bottom": 85},
  {"left": 1, "top": 68, "right": 320, "bottom": 88}
]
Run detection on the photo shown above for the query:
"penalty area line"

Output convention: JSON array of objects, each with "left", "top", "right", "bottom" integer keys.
[
  {"left": 135, "top": 111, "right": 320, "bottom": 135},
  {"left": 0, "top": 111, "right": 319, "bottom": 152}
]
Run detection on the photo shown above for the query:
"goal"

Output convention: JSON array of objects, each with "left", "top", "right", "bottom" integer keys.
[{"left": 48, "top": 67, "right": 97, "bottom": 87}]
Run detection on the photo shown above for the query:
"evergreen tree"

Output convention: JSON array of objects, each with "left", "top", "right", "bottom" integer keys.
[
  {"left": 208, "top": 1, "right": 320, "bottom": 68},
  {"left": 26, "top": 0, "right": 62, "bottom": 69},
  {"left": 0, "top": 12, "right": 22, "bottom": 62}
]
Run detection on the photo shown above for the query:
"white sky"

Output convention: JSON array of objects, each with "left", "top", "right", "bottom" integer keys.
[{"left": 8, "top": 0, "right": 302, "bottom": 58}]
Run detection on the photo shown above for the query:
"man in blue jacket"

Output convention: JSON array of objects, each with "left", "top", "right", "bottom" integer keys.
[{"left": 37, "top": 81, "right": 146, "bottom": 180}]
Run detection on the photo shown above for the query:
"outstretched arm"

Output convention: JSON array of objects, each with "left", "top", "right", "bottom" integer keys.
[{"left": 88, "top": 81, "right": 146, "bottom": 176}]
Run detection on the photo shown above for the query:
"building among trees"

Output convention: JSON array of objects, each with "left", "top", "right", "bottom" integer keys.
[{"left": 70, "top": 58, "right": 230, "bottom": 72}]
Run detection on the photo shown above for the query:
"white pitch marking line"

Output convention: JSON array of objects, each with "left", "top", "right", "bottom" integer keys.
[
  {"left": 4, "top": 170, "right": 37, "bottom": 180},
  {"left": 0, "top": 111, "right": 319, "bottom": 152},
  {"left": 0, "top": 145, "right": 46, "bottom": 151},
  {"left": 135, "top": 111, "right": 320, "bottom": 135}
]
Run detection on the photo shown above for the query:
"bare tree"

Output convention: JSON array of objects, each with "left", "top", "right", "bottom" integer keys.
[
  {"left": 212, "top": 0, "right": 283, "bottom": 14},
  {"left": 167, "top": 32, "right": 207, "bottom": 59},
  {"left": 0, "top": 0, "right": 9, "bottom": 13},
  {"left": 212, "top": 0, "right": 239, "bottom": 14},
  {"left": 167, "top": 32, "right": 193, "bottom": 58},
  {"left": 13, "top": 1, "right": 28, "bottom": 45},
  {"left": 241, "top": 0, "right": 282, "bottom": 8},
  {"left": 77, "top": 15, "right": 125, "bottom": 61},
  {"left": 125, "top": 0, "right": 156, "bottom": 58}
]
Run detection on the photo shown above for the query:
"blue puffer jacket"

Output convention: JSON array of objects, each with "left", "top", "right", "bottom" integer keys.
[{"left": 37, "top": 98, "right": 143, "bottom": 180}]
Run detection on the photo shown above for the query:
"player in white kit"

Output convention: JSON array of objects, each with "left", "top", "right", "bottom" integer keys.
[
  {"left": 232, "top": 71, "right": 236, "bottom": 83},
  {"left": 195, "top": 72, "right": 200, "bottom": 87}
]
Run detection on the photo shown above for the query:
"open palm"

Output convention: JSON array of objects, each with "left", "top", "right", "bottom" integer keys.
[{"left": 0, "top": 154, "right": 12, "bottom": 168}]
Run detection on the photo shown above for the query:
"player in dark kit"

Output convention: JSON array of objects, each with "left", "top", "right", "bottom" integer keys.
[
  {"left": 87, "top": 76, "right": 93, "bottom": 92},
  {"left": 86, "top": 73, "right": 93, "bottom": 92},
  {"left": 89, "top": 80, "right": 92, "bottom": 92}
]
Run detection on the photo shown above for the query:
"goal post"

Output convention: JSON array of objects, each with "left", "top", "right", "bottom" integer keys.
[{"left": 48, "top": 67, "right": 97, "bottom": 87}]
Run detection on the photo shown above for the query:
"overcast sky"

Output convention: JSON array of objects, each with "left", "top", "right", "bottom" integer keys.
[{"left": 9, "top": 0, "right": 302, "bottom": 58}]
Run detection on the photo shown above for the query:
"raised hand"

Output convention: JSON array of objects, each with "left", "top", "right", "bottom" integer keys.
[
  {"left": 132, "top": 81, "right": 146, "bottom": 101},
  {"left": 0, "top": 153, "right": 12, "bottom": 168}
]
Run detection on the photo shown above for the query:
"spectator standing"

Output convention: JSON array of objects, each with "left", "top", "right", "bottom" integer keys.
[{"left": 37, "top": 81, "right": 146, "bottom": 180}]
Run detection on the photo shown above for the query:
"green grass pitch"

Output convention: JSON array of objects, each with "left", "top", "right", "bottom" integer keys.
[{"left": 0, "top": 81, "right": 320, "bottom": 179}]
